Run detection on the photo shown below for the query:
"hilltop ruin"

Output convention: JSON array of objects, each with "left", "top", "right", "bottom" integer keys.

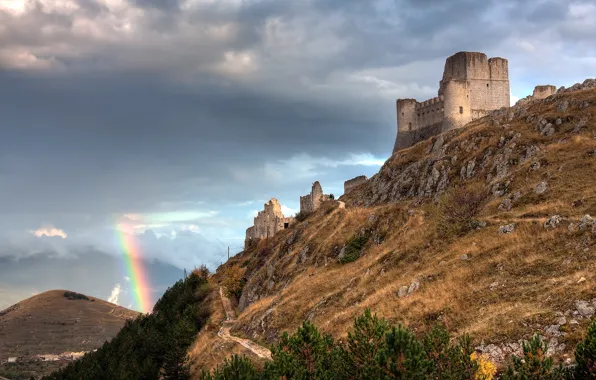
[
  {"left": 244, "top": 199, "right": 294, "bottom": 250},
  {"left": 244, "top": 181, "right": 335, "bottom": 249},
  {"left": 394, "top": 51, "right": 511, "bottom": 152}
]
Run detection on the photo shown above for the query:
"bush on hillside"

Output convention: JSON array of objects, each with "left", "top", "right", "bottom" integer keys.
[
  {"left": 502, "top": 334, "right": 567, "bottom": 379},
  {"left": 222, "top": 265, "right": 246, "bottom": 299},
  {"left": 294, "top": 211, "right": 311, "bottom": 222},
  {"left": 340, "top": 234, "right": 369, "bottom": 264},
  {"left": 574, "top": 318, "right": 596, "bottom": 378},
  {"left": 63, "top": 291, "right": 89, "bottom": 301},
  {"left": 192, "top": 264, "right": 210, "bottom": 280},
  {"left": 437, "top": 184, "right": 489, "bottom": 238}
]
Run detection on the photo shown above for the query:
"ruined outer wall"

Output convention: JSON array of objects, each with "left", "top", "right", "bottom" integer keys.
[
  {"left": 393, "top": 122, "right": 443, "bottom": 152},
  {"left": 300, "top": 194, "right": 313, "bottom": 213},
  {"left": 533, "top": 85, "right": 556, "bottom": 99},
  {"left": 344, "top": 175, "right": 368, "bottom": 194},
  {"left": 396, "top": 99, "right": 418, "bottom": 133}
]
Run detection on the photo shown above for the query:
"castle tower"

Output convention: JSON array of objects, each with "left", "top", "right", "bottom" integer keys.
[{"left": 394, "top": 99, "right": 418, "bottom": 152}]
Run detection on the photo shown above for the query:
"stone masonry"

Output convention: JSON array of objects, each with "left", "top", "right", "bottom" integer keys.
[
  {"left": 245, "top": 198, "right": 294, "bottom": 249},
  {"left": 344, "top": 175, "right": 368, "bottom": 194},
  {"left": 515, "top": 85, "right": 557, "bottom": 106},
  {"left": 300, "top": 181, "right": 332, "bottom": 214},
  {"left": 394, "top": 51, "right": 510, "bottom": 152}
]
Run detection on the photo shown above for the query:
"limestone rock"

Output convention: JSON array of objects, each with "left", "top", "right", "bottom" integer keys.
[
  {"left": 408, "top": 281, "right": 420, "bottom": 294},
  {"left": 498, "top": 198, "right": 512, "bottom": 212},
  {"left": 397, "top": 286, "right": 408, "bottom": 298},
  {"left": 579, "top": 215, "right": 595, "bottom": 230},
  {"left": 557, "top": 100, "right": 569, "bottom": 112},
  {"left": 499, "top": 224, "right": 516, "bottom": 234},
  {"left": 460, "top": 254, "right": 470, "bottom": 260},
  {"left": 534, "top": 181, "right": 549, "bottom": 195},
  {"left": 544, "top": 215, "right": 562, "bottom": 229},
  {"left": 575, "top": 300, "right": 595, "bottom": 317},
  {"left": 299, "top": 246, "right": 309, "bottom": 264}
]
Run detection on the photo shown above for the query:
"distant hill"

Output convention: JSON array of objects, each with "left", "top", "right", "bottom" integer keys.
[{"left": 0, "top": 289, "right": 138, "bottom": 379}]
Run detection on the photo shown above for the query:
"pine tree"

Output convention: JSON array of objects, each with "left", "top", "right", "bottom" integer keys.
[
  {"left": 502, "top": 334, "right": 565, "bottom": 379},
  {"left": 343, "top": 308, "right": 388, "bottom": 379},
  {"left": 378, "top": 324, "right": 431, "bottom": 379},
  {"left": 575, "top": 318, "right": 596, "bottom": 378}
]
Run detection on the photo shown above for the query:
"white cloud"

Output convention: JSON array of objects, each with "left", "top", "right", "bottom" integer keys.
[
  {"left": 124, "top": 276, "right": 130, "bottom": 282},
  {"left": 281, "top": 204, "right": 297, "bottom": 216},
  {"left": 108, "top": 283, "right": 121, "bottom": 305},
  {"left": 30, "top": 226, "right": 67, "bottom": 239}
]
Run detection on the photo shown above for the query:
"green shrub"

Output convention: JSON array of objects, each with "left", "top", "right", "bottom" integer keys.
[
  {"left": 263, "top": 320, "right": 340, "bottom": 379},
  {"left": 502, "top": 334, "right": 566, "bottom": 379},
  {"left": 200, "top": 355, "right": 258, "bottom": 380},
  {"left": 340, "top": 235, "right": 369, "bottom": 264},
  {"left": 574, "top": 318, "right": 596, "bottom": 378},
  {"left": 63, "top": 291, "right": 89, "bottom": 301}
]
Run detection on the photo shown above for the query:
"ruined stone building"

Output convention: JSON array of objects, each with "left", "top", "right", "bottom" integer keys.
[
  {"left": 344, "top": 175, "right": 368, "bottom": 194},
  {"left": 299, "top": 181, "right": 332, "bottom": 214},
  {"left": 245, "top": 198, "right": 294, "bottom": 249},
  {"left": 394, "top": 51, "right": 510, "bottom": 152},
  {"left": 515, "top": 85, "right": 557, "bottom": 106}
]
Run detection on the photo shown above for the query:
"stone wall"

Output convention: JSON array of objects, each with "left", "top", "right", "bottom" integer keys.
[
  {"left": 515, "top": 85, "right": 557, "bottom": 106},
  {"left": 393, "top": 122, "right": 443, "bottom": 152},
  {"left": 299, "top": 181, "right": 331, "bottom": 214},
  {"left": 533, "top": 85, "right": 557, "bottom": 99},
  {"left": 344, "top": 175, "right": 368, "bottom": 194},
  {"left": 245, "top": 198, "right": 294, "bottom": 249}
]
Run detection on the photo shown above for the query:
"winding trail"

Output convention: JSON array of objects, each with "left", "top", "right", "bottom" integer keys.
[{"left": 217, "top": 287, "right": 272, "bottom": 360}]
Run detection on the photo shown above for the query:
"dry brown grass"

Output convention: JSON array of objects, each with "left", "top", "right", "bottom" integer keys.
[{"left": 193, "top": 88, "right": 596, "bottom": 372}]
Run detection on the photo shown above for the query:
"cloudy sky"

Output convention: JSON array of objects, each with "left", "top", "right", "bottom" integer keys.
[{"left": 0, "top": 0, "right": 594, "bottom": 312}]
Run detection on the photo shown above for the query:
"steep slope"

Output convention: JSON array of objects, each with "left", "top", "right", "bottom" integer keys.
[
  {"left": 192, "top": 83, "right": 596, "bottom": 372},
  {"left": 0, "top": 290, "right": 138, "bottom": 379}
]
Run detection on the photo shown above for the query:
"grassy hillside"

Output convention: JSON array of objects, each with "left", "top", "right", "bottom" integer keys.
[
  {"left": 194, "top": 85, "right": 596, "bottom": 373},
  {"left": 0, "top": 290, "right": 139, "bottom": 379}
]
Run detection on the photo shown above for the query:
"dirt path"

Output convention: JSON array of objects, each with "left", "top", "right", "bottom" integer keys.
[{"left": 217, "top": 287, "right": 272, "bottom": 360}]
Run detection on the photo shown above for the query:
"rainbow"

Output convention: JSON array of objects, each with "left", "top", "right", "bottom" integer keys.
[{"left": 115, "top": 223, "right": 152, "bottom": 313}]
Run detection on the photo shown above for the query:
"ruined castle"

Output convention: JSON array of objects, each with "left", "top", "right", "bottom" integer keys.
[
  {"left": 394, "top": 51, "right": 511, "bottom": 152},
  {"left": 244, "top": 181, "right": 334, "bottom": 249},
  {"left": 299, "top": 181, "right": 332, "bottom": 214},
  {"left": 245, "top": 198, "right": 294, "bottom": 249}
]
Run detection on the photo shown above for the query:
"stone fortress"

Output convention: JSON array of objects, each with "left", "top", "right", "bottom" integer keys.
[
  {"left": 394, "top": 51, "right": 511, "bottom": 152},
  {"left": 245, "top": 51, "right": 564, "bottom": 249}
]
